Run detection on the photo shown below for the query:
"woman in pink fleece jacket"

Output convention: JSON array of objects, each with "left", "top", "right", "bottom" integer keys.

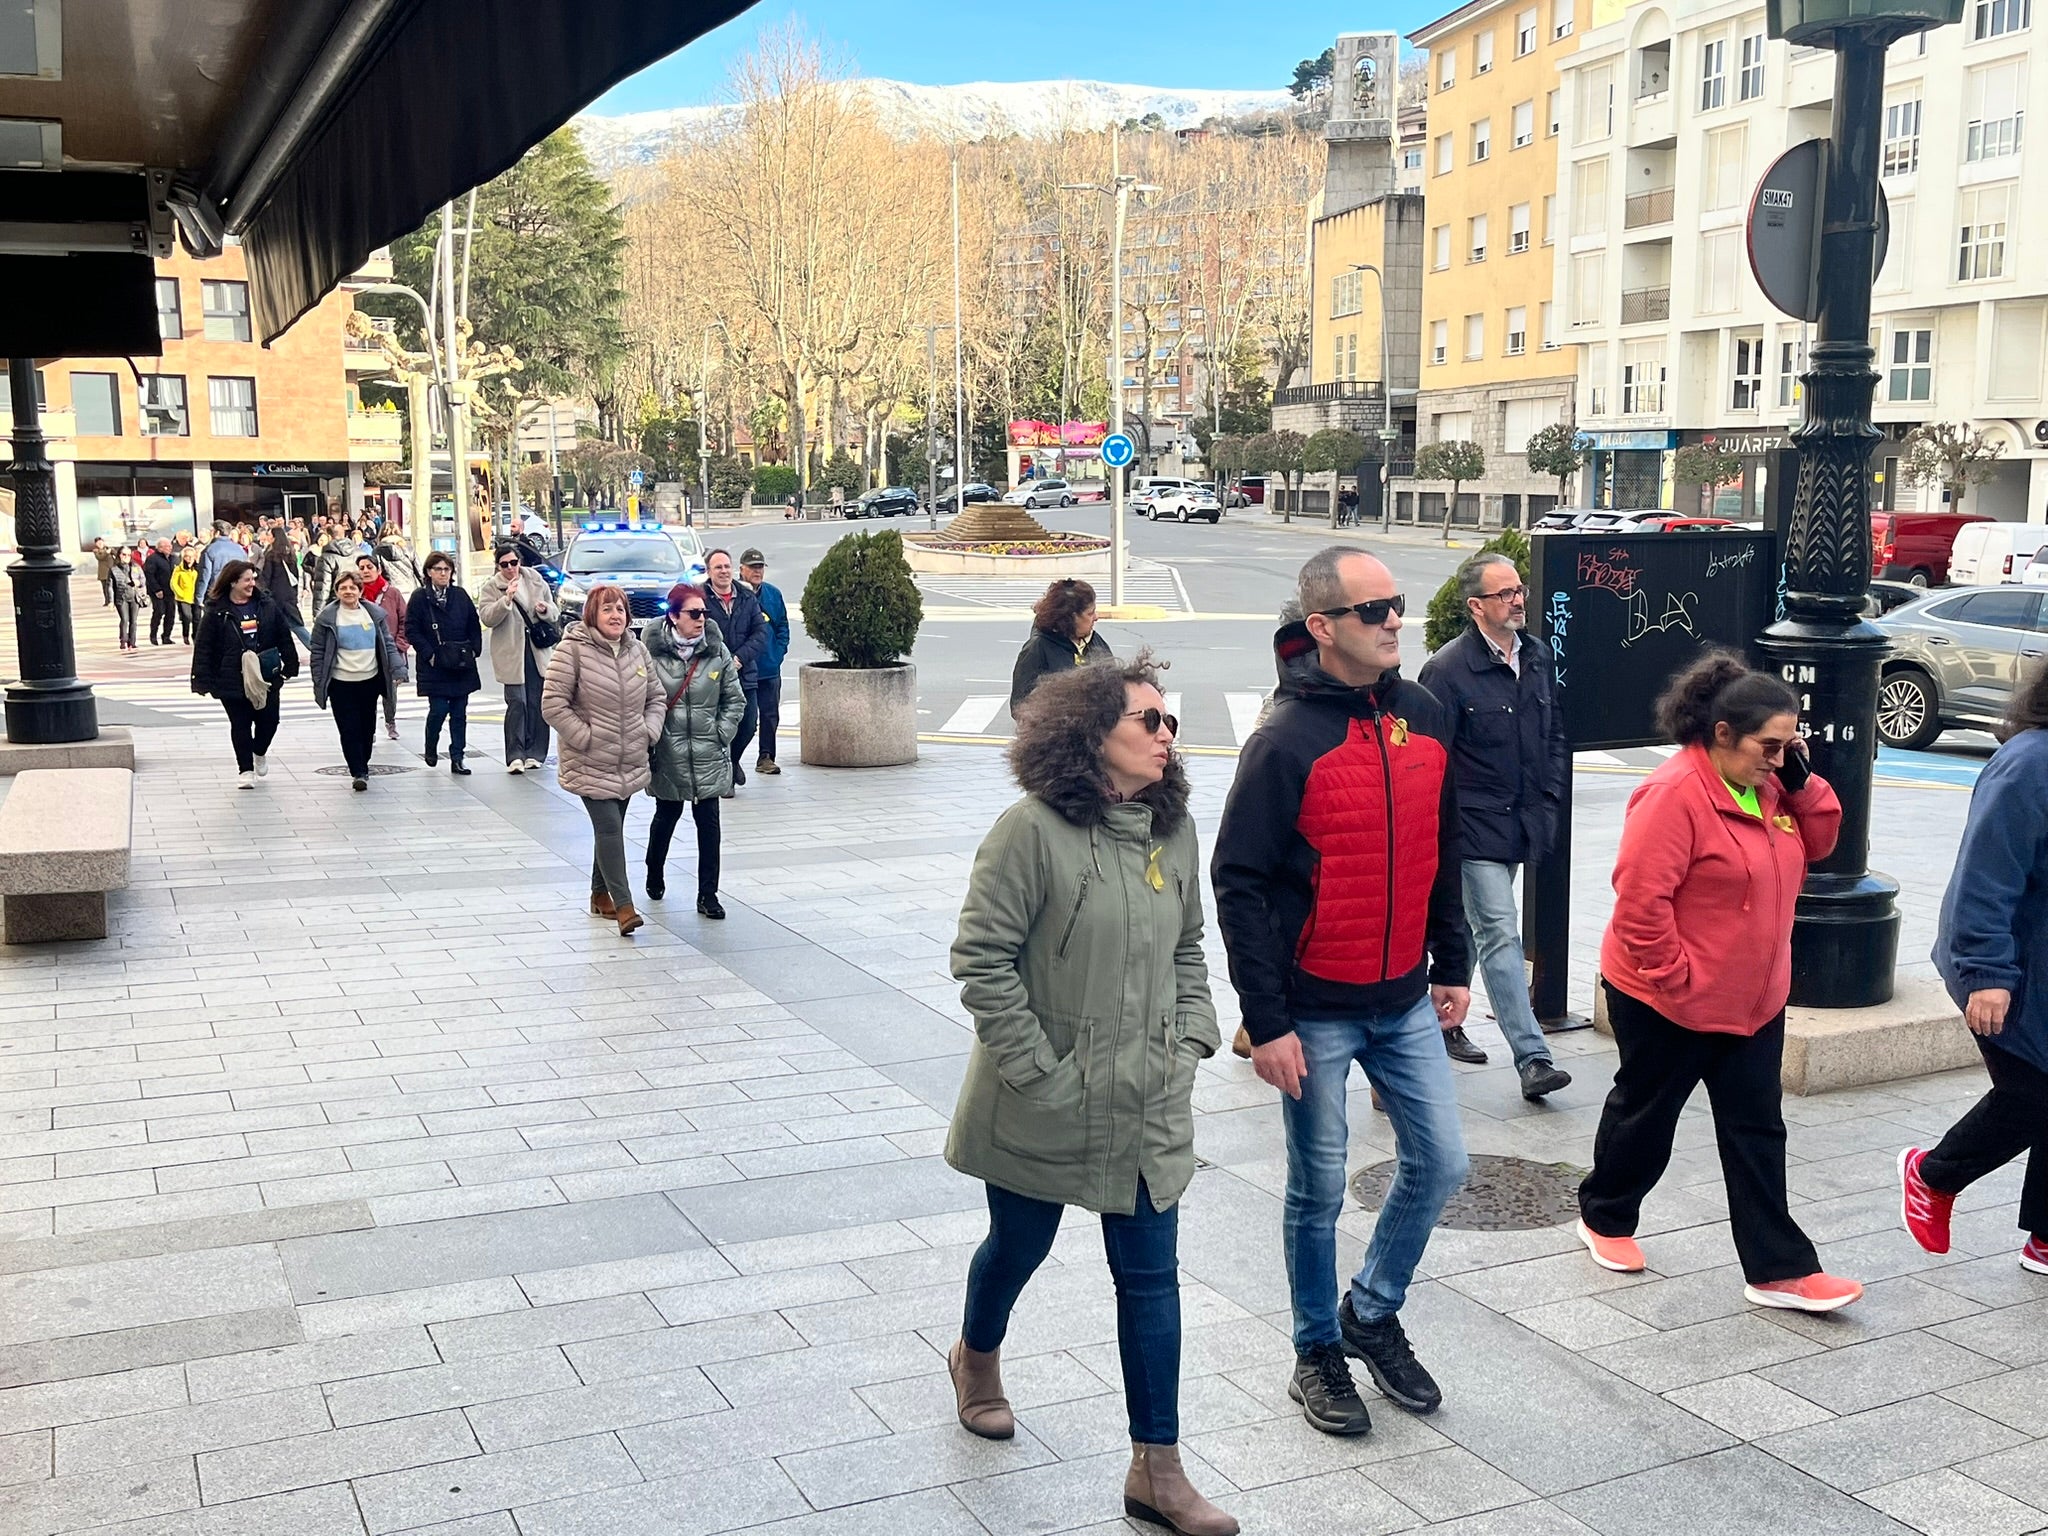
[{"left": 1575, "top": 652, "right": 1864, "bottom": 1315}]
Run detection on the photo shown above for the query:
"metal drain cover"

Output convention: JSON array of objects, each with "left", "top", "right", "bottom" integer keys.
[
  {"left": 313, "top": 764, "right": 416, "bottom": 776},
  {"left": 1349, "top": 1153, "right": 1587, "bottom": 1232}
]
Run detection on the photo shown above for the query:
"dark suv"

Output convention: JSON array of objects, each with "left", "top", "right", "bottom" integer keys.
[{"left": 850, "top": 486, "right": 919, "bottom": 518}]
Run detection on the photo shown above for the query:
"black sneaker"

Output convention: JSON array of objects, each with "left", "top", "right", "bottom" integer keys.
[
  {"left": 1339, "top": 1296, "right": 1442, "bottom": 1415},
  {"left": 1288, "top": 1342, "right": 1372, "bottom": 1436},
  {"left": 1519, "top": 1059, "right": 1572, "bottom": 1101}
]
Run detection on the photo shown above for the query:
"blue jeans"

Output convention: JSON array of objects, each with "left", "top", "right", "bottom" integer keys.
[
  {"left": 1283, "top": 997, "right": 1469, "bottom": 1349},
  {"left": 963, "top": 1179, "right": 1180, "bottom": 1444},
  {"left": 1462, "top": 860, "right": 1550, "bottom": 1070}
]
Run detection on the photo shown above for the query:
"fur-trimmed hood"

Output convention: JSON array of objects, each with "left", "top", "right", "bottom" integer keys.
[{"left": 1013, "top": 742, "right": 1190, "bottom": 839}]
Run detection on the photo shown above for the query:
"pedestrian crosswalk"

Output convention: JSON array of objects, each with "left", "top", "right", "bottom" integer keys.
[{"left": 89, "top": 678, "right": 510, "bottom": 727}]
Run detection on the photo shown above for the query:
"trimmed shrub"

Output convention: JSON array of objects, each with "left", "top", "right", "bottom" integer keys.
[
  {"left": 1423, "top": 527, "right": 1532, "bottom": 653},
  {"left": 800, "top": 529, "right": 924, "bottom": 668}
]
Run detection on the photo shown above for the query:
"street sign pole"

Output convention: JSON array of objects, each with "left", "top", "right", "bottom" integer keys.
[{"left": 1100, "top": 431, "right": 1136, "bottom": 606}]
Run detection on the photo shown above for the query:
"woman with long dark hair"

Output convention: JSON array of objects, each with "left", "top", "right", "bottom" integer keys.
[
  {"left": 1577, "top": 651, "right": 1863, "bottom": 1313},
  {"left": 1902, "top": 665, "right": 2048, "bottom": 1275},
  {"left": 1009, "top": 578, "right": 1113, "bottom": 714},
  {"left": 404, "top": 550, "right": 482, "bottom": 775},
  {"left": 258, "top": 524, "right": 310, "bottom": 649},
  {"left": 190, "top": 558, "right": 298, "bottom": 787}
]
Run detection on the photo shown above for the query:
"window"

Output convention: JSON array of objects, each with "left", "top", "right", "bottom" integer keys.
[
  {"left": 1571, "top": 252, "right": 1605, "bottom": 325},
  {"left": 1739, "top": 33, "right": 1766, "bottom": 100},
  {"left": 1506, "top": 306, "right": 1528, "bottom": 355},
  {"left": 1988, "top": 301, "right": 2046, "bottom": 401},
  {"left": 201, "top": 280, "right": 252, "bottom": 343},
  {"left": 1547, "top": 89, "right": 1562, "bottom": 136},
  {"left": 1698, "top": 229, "right": 1740, "bottom": 313},
  {"left": 1512, "top": 100, "right": 1535, "bottom": 148},
  {"left": 1622, "top": 344, "right": 1666, "bottom": 413},
  {"left": 1470, "top": 213, "right": 1489, "bottom": 261},
  {"left": 1946, "top": 590, "right": 2037, "bottom": 628},
  {"left": 1436, "top": 133, "right": 1454, "bottom": 175},
  {"left": 1465, "top": 314, "right": 1486, "bottom": 360},
  {"left": 1403, "top": 147, "right": 1425, "bottom": 172},
  {"left": 1973, "top": 0, "right": 2030, "bottom": 39},
  {"left": 1541, "top": 301, "right": 1559, "bottom": 349},
  {"left": 71, "top": 373, "right": 120, "bottom": 437},
  {"left": 1703, "top": 125, "right": 1747, "bottom": 212},
  {"left": 1588, "top": 343, "right": 1609, "bottom": 413},
  {"left": 1510, "top": 202, "right": 1532, "bottom": 252},
  {"left": 1435, "top": 410, "right": 1476, "bottom": 442},
  {"left": 1877, "top": 198, "right": 1913, "bottom": 292},
  {"left": 1505, "top": 396, "right": 1563, "bottom": 446},
  {"left": 1439, "top": 49, "right": 1456, "bottom": 91},
  {"left": 1476, "top": 29, "right": 1495, "bottom": 73},
  {"left": 1552, "top": 0, "right": 1574, "bottom": 39},
  {"left": 1778, "top": 333, "right": 1806, "bottom": 407},
  {"left": 1731, "top": 332, "right": 1764, "bottom": 410},
  {"left": 1578, "top": 63, "right": 1616, "bottom": 142},
  {"left": 1883, "top": 93, "right": 1922, "bottom": 176},
  {"left": 1887, "top": 326, "right": 1933, "bottom": 401},
  {"left": 1572, "top": 157, "right": 1608, "bottom": 235},
  {"left": 1472, "top": 117, "right": 1492, "bottom": 162},
  {"left": 1700, "top": 37, "right": 1727, "bottom": 110},
  {"left": 1958, "top": 184, "right": 2011, "bottom": 280},
  {"left": 1431, "top": 319, "right": 1449, "bottom": 366},
  {"left": 138, "top": 374, "right": 189, "bottom": 436},
  {"left": 208, "top": 376, "right": 258, "bottom": 436},
  {"left": 1433, "top": 224, "right": 1452, "bottom": 270},
  {"left": 154, "top": 279, "right": 182, "bottom": 341},
  {"left": 1542, "top": 193, "right": 1557, "bottom": 244},
  {"left": 1518, "top": 8, "right": 1539, "bottom": 54},
  {"left": 1966, "top": 61, "right": 2025, "bottom": 162},
  {"left": 1331, "top": 269, "right": 1364, "bottom": 318}
]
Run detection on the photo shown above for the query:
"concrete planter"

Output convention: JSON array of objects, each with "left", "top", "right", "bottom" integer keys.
[
  {"left": 799, "top": 661, "right": 918, "bottom": 767},
  {"left": 900, "top": 534, "right": 1109, "bottom": 579}
]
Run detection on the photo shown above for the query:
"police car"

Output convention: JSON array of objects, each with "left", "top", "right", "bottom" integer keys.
[{"left": 555, "top": 522, "right": 708, "bottom": 631}]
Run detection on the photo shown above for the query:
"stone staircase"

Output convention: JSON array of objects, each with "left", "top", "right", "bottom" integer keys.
[{"left": 941, "top": 503, "right": 1057, "bottom": 543}]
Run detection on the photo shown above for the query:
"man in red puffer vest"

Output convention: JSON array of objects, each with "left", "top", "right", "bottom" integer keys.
[{"left": 1213, "top": 545, "right": 1473, "bottom": 1440}]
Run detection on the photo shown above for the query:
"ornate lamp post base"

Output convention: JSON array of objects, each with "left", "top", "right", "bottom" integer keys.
[{"left": 5, "top": 358, "right": 96, "bottom": 745}]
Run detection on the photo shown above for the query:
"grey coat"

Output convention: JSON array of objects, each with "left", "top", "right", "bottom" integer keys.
[
  {"left": 478, "top": 566, "right": 557, "bottom": 683},
  {"left": 646, "top": 620, "right": 745, "bottom": 804},
  {"left": 308, "top": 599, "right": 401, "bottom": 715}
]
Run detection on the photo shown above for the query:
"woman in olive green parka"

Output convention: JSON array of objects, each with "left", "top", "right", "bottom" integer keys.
[
  {"left": 645, "top": 583, "right": 746, "bottom": 918},
  {"left": 945, "top": 655, "right": 1236, "bottom": 1536}
]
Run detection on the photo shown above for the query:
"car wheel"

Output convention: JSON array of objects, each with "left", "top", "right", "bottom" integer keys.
[
  {"left": 1176, "top": 505, "right": 1189, "bottom": 523},
  {"left": 1908, "top": 568, "right": 1932, "bottom": 588},
  {"left": 1061, "top": 496, "right": 1075, "bottom": 507},
  {"left": 1876, "top": 669, "right": 1942, "bottom": 750}
]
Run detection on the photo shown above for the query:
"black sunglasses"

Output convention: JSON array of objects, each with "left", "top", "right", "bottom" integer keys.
[
  {"left": 496, "top": 558, "right": 520, "bottom": 568},
  {"left": 676, "top": 607, "right": 707, "bottom": 619},
  {"left": 1123, "top": 708, "right": 1179, "bottom": 738},
  {"left": 1318, "top": 594, "right": 1406, "bottom": 626}
]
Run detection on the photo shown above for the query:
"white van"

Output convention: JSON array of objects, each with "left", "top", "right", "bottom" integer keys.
[{"left": 1946, "top": 521, "right": 2048, "bottom": 585}]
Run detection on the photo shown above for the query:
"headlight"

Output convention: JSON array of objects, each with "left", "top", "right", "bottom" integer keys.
[{"left": 559, "top": 581, "right": 587, "bottom": 606}]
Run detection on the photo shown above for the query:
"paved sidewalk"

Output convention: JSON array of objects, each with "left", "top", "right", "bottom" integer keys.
[{"left": 0, "top": 618, "right": 2037, "bottom": 1536}]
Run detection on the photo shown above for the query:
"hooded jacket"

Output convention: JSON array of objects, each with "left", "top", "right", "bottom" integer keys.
[
  {"left": 1602, "top": 744, "right": 1841, "bottom": 1035},
  {"left": 646, "top": 620, "right": 746, "bottom": 803},
  {"left": 541, "top": 620, "right": 665, "bottom": 801},
  {"left": 1211, "top": 618, "right": 1473, "bottom": 1046},
  {"left": 1010, "top": 627, "right": 1114, "bottom": 713},
  {"left": 190, "top": 590, "right": 299, "bottom": 701}
]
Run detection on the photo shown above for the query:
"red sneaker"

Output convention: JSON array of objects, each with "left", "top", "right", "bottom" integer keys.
[
  {"left": 1745, "top": 1273, "right": 1863, "bottom": 1313},
  {"left": 2021, "top": 1236, "right": 2048, "bottom": 1276},
  {"left": 1576, "top": 1218, "right": 1646, "bottom": 1273},
  {"left": 1899, "top": 1147, "right": 1955, "bottom": 1255}
]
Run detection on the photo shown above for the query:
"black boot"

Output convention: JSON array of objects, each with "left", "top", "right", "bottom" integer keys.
[
  {"left": 645, "top": 866, "right": 666, "bottom": 901},
  {"left": 696, "top": 894, "right": 726, "bottom": 920},
  {"left": 450, "top": 757, "right": 471, "bottom": 776}
]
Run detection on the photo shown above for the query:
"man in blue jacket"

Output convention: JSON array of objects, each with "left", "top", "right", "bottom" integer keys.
[
  {"left": 1416, "top": 552, "right": 1574, "bottom": 1101},
  {"left": 703, "top": 548, "right": 769, "bottom": 793},
  {"left": 741, "top": 548, "right": 791, "bottom": 776}
]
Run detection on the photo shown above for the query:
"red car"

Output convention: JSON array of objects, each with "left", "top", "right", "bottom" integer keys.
[{"left": 1872, "top": 510, "right": 1992, "bottom": 587}]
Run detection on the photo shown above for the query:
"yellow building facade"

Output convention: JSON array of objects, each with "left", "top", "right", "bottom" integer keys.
[{"left": 1408, "top": 0, "right": 1589, "bottom": 525}]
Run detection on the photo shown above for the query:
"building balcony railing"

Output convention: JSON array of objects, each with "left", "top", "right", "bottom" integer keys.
[
  {"left": 1621, "top": 285, "right": 1671, "bottom": 323},
  {"left": 347, "top": 411, "right": 403, "bottom": 444},
  {"left": 1272, "top": 380, "right": 1387, "bottom": 407},
  {"left": 1624, "top": 188, "right": 1675, "bottom": 229}
]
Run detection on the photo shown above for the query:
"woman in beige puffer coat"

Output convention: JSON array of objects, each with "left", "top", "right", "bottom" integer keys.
[{"left": 541, "top": 585, "right": 665, "bottom": 936}]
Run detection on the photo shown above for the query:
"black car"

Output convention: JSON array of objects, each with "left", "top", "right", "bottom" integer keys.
[
  {"left": 850, "top": 486, "right": 919, "bottom": 518},
  {"left": 935, "top": 482, "right": 1001, "bottom": 514}
]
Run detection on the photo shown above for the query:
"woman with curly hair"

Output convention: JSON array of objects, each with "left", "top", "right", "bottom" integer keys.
[
  {"left": 1576, "top": 651, "right": 1862, "bottom": 1313},
  {"left": 1009, "top": 577, "right": 1113, "bottom": 714},
  {"left": 945, "top": 655, "right": 1236, "bottom": 1536}
]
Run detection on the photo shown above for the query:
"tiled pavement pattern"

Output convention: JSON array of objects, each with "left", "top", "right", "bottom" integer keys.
[{"left": 0, "top": 616, "right": 2039, "bottom": 1535}]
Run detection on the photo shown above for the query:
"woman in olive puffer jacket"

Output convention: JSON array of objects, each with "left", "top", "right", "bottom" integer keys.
[
  {"left": 944, "top": 654, "right": 1234, "bottom": 1536},
  {"left": 645, "top": 583, "right": 746, "bottom": 919},
  {"left": 540, "top": 585, "right": 665, "bottom": 936}
]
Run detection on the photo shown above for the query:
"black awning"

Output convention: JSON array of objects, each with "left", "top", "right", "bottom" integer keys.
[{"left": 236, "top": 1, "right": 753, "bottom": 341}]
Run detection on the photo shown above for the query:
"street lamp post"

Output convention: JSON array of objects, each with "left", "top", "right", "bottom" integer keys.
[
  {"left": 4, "top": 359, "right": 94, "bottom": 744},
  {"left": 924, "top": 324, "right": 954, "bottom": 530},
  {"left": 1758, "top": 0, "right": 1961, "bottom": 1006},
  {"left": 352, "top": 282, "right": 447, "bottom": 571}
]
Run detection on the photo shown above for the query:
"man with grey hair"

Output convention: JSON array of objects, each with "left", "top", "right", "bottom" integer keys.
[
  {"left": 1213, "top": 545, "right": 1474, "bottom": 1436},
  {"left": 1419, "top": 551, "right": 1575, "bottom": 1102}
]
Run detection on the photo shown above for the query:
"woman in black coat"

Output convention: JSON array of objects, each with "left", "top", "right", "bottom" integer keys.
[
  {"left": 190, "top": 558, "right": 300, "bottom": 787},
  {"left": 403, "top": 550, "right": 483, "bottom": 774},
  {"left": 257, "top": 526, "right": 309, "bottom": 647},
  {"left": 1009, "top": 578, "right": 1113, "bottom": 715}
]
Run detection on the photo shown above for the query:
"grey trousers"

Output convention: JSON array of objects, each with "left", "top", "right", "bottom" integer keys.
[
  {"left": 503, "top": 644, "right": 551, "bottom": 764},
  {"left": 581, "top": 796, "right": 635, "bottom": 907}
]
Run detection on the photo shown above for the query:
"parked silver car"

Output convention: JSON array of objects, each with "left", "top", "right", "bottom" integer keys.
[{"left": 1876, "top": 586, "right": 2048, "bottom": 749}]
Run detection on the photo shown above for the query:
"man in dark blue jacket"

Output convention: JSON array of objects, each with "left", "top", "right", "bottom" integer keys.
[
  {"left": 741, "top": 549, "right": 791, "bottom": 775},
  {"left": 704, "top": 548, "right": 768, "bottom": 793},
  {"left": 1416, "top": 552, "right": 1574, "bottom": 1101}
]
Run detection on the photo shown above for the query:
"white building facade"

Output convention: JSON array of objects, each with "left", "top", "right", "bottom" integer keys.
[{"left": 1555, "top": 0, "right": 2048, "bottom": 523}]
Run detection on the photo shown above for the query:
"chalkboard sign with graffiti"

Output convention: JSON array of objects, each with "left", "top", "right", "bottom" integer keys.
[{"left": 1532, "top": 530, "right": 1778, "bottom": 751}]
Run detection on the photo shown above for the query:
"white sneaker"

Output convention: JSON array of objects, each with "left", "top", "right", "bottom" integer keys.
[
  {"left": 252, "top": 755, "right": 268, "bottom": 777},
  {"left": 237, "top": 770, "right": 256, "bottom": 789},
  {"left": 524, "top": 758, "right": 544, "bottom": 771},
  {"left": 507, "top": 761, "right": 524, "bottom": 775}
]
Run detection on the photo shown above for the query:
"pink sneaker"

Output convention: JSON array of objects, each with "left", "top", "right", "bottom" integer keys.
[
  {"left": 1576, "top": 1218, "right": 1646, "bottom": 1273},
  {"left": 2022, "top": 1236, "right": 2048, "bottom": 1276},
  {"left": 1745, "top": 1273, "right": 1863, "bottom": 1313},
  {"left": 1899, "top": 1148, "right": 1955, "bottom": 1255}
]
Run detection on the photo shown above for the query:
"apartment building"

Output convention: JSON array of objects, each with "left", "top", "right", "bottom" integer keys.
[
  {"left": 1556, "top": 0, "right": 2048, "bottom": 521},
  {"left": 0, "top": 244, "right": 396, "bottom": 551},
  {"left": 1410, "top": 0, "right": 1590, "bottom": 526}
]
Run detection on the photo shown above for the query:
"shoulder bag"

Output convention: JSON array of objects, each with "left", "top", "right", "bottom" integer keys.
[
  {"left": 514, "top": 585, "right": 563, "bottom": 652},
  {"left": 423, "top": 597, "right": 476, "bottom": 672}
]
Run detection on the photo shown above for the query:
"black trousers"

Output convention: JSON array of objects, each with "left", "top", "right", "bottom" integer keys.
[
  {"left": 1924, "top": 1036, "right": 2048, "bottom": 1239},
  {"left": 328, "top": 677, "right": 381, "bottom": 777},
  {"left": 176, "top": 600, "right": 195, "bottom": 642},
  {"left": 220, "top": 692, "right": 282, "bottom": 772},
  {"left": 1580, "top": 982, "right": 1820, "bottom": 1284},
  {"left": 731, "top": 686, "right": 759, "bottom": 771},
  {"left": 647, "top": 796, "right": 720, "bottom": 898},
  {"left": 149, "top": 593, "right": 175, "bottom": 645},
  {"left": 424, "top": 695, "right": 468, "bottom": 763},
  {"left": 756, "top": 672, "right": 782, "bottom": 763}
]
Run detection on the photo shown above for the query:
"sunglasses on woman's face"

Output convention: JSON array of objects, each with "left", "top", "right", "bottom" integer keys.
[
  {"left": 676, "top": 608, "right": 706, "bottom": 620},
  {"left": 1123, "top": 708, "right": 1179, "bottom": 738},
  {"left": 497, "top": 559, "right": 520, "bottom": 569}
]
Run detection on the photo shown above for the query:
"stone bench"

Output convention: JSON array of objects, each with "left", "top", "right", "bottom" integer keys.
[{"left": 0, "top": 768, "right": 133, "bottom": 941}]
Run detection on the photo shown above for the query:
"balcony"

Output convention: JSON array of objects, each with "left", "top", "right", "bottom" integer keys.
[
  {"left": 348, "top": 246, "right": 394, "bottom": 283},
  {"left": 347, "top": 411, "right": 403, "bottom": 458},
  {"left": 1624, "top": 187, "right": 1675, "bottom": 229},
  {"left": 1273, "top": 380, "right": 1386, "bottom": 407},
  {"left": 1621, "top": 286, "right": 1671, "bottom": 324}
]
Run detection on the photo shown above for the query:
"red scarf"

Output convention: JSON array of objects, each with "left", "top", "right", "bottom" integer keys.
[{"left": 360, "top": 574, "right": 388, "bottom": 604}]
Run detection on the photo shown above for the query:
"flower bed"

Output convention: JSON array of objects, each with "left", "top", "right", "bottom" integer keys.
[
  {"left": 919, "top": 538, "right": 1110, "bottom": 556},
  {"left": 901, "top": 532, "right": 1112, "bottom": 578}
]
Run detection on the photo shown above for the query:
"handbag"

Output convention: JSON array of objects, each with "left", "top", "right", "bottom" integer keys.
[
  {"left": 423, "top": 599, "right": 475, "bottom": 672},
  {"left": 514, "top": 590, "right": 562, "bottom": 652}
]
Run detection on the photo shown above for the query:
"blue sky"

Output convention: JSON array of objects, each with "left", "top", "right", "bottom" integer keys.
[{"left": 590, "top": 1, "right": 1433, "bottom": 113}]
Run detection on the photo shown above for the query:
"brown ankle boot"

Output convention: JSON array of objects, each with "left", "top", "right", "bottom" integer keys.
[
  {"left": 1124, "top": 1443, "right": 1238, "bottom": 1536},
  {"left": 948, "top": 1339, "right": 1013, "bottom": 1439},
  {"left": 590, "top": 890, "right": 616, "bottom": 917},
  {"left": 615, "top": 903, "right": 644, "bottom": 936}
]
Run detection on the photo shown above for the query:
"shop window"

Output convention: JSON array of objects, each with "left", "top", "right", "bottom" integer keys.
[{"left": 72, "top": 372, "right": 120, "bottom": 436}]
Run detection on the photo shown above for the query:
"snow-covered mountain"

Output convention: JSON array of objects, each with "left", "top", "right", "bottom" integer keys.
[{"left": 577, "top": 78, "right": 1297, "bottom": 168}]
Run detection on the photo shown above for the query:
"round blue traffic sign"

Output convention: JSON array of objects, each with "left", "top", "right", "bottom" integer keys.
[{"left": 1101, "top": 432, "right": 1135, "bottom": 469}]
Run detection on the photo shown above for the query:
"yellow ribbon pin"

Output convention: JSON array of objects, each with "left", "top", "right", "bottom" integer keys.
[
  {"left": 1145, "top": 845, "right": 1166, "bottom": 892},
  {"left": 1389, "top": 717, "right": 1410, "bottom": 746},
  {"left": 1774, "top": 814, "right": 1795, "bottom": 833}
]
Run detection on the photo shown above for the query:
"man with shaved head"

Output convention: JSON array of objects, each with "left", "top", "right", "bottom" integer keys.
[{"left": 1212, "top": 545, "right": 1474, "bottom": 1438}]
